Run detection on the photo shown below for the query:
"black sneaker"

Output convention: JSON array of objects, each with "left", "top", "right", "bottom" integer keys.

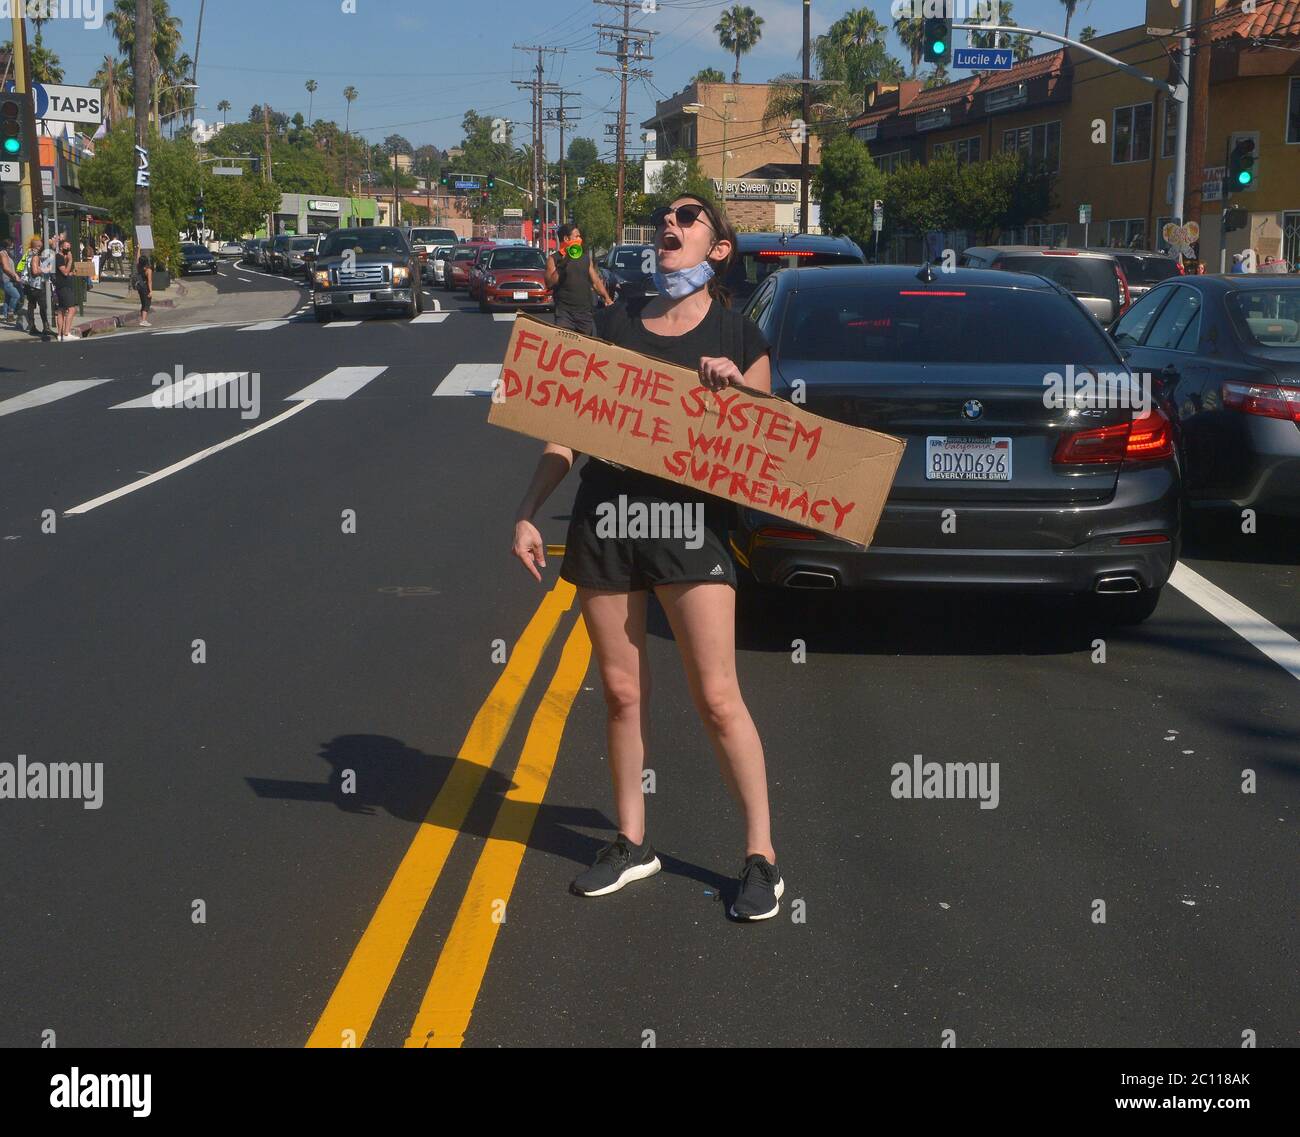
[
  {"left": 570, "top": 833, "right": 661, "bottom": 897},
  {"left": 730, "top": 854, "right": 784, "bottom": 920}
]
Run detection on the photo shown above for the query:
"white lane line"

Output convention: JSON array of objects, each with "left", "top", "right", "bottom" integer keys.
[
  {"left": 151, "top": 323, "right": 222, "bottom": 336},
  {"left": 1169, "top": 562, "right": 1300, "bottom": 683},
  {"left": 428, "top": 296, "right": 441, "bottom": 312},
  {"left": 433, "top": 363, "right": 501, "bottom": 397},
  {"left": 286, "top": 365, "right": 387, "bottom": 401},
  {"left": 325, "top": 320, "right": 361, "bottom": 328},
  {"left": 236, "top": 276, "right": 253, "bottom": 282},
  {"left": 111, "top": 372, "right": 243, "bottom": 410},
  {"left": 410, "top": 312, "right": 450, "bottom": 324},
  {"left": 0, "top": 379, "right": 114, "bottom": 417},
  {"left": 64, "top": 402, "right": 316, "bottom": 515},
  {"left": 239, "top": 319, "right": 292, "bottom": 332},
  {"left": 492, "top": 312, "right": 517, "bottom": 322}
]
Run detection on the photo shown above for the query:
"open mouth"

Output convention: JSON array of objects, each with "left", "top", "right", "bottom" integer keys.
[{"left": 659, "top": 231, "right": 682, "bottom": 251}]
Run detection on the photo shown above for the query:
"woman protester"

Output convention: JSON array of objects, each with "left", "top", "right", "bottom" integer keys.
[
  {"left": 54, "top": 237, "right": 77, "bottom": 341},
  {"left": 511, "top": 195, "right": 784, "bottom": 921}
]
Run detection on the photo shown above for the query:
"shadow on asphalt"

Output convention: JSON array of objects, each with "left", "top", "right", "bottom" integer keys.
[
  {"left": 1181, "top": 513, "right": 1300, "bottom": 566},
  {"left": 245, "top": 733, "right": 735, "bottom": 891}
]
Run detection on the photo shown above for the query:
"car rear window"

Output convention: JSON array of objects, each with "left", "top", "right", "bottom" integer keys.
[
  {"left": 1228, "top": 290, "right": 1300, "bottom": 347},
  {"left": 411, "top": 229, "right": 457, "bottom": 245},
  {"left": 612, "top": 247, "right": 653, "bottom": 270},
  {"left": 778, "top": 284, "right": 1116, "bottom": 364},
  {"left": 995, "top": 255, "right": 1119, "bottom": 304},
  {"left": 290, "top": 238, "right": 317, "bottom": 250},
  {"left": 1115, "top": 255, "right": 1180, "bottom": 286},
  {"left": 728, "top": 249, "right": 863, "bottom": 301},
  {"left": 453, "top": 248, "right": 477, "bottom": 261},
  {"left": 318, "top": 230, "right": 408, "bottom": 256},
  {"left": 490, "top": 248, "right": 545, "bottom": 270}
]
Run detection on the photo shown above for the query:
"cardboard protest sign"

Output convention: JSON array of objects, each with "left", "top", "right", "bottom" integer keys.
[{"left": 488, "top": 315, "right": 906, "bottom": 547}]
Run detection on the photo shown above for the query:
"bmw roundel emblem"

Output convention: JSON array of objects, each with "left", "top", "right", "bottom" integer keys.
[{"left": 962, "top": 399, "right": 983, "bottom": 420}]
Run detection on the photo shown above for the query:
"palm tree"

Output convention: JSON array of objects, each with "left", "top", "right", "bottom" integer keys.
[
  {"left": 924, "top": 64, "right": 950, "bottom": 90},
  {"left": 343, "top": 85, "right": 358, "bottom": 193},
  {"left": 217, "top": 99, "right": 231, "bottom": 124},
  {"left": 1080, "top": 26, "right": 1098, "bottom": 42},
  {"left": 893, "top": 13, "right": 926, "bottom": 80},
  {"left": 106, "top": 1, "right": 184, "bottom": 126},
  {"left": 1060, "top": 0, "right": 1085, "bottom": 42},
  {"left": 715, "top": 5, "right": 763, "bottom": 85},
  {"left": 305, "top": 79, "right": 317, "bottom": 124},
  {"left": 90, "top": 55, "right": 131, "bottom": 126}
]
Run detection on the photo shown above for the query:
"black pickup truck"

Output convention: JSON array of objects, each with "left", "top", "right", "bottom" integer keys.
[{"left": 307, "top": 226, "right": 424, "bottom": 322}]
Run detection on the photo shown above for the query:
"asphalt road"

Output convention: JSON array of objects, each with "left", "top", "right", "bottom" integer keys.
[{"left": 1, "top": 273, "right": 1296, "bottom": 1048}]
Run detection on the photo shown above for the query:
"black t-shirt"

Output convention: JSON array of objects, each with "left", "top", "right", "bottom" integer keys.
[
  {"left": 577, "top": 296, "right": 771, "bottom": 503},
  {"left": 552, "top": 250, "right": 593, "bottom": 312}
]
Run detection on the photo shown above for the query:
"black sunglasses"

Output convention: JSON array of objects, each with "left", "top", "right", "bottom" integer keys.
[{"left": 651, "top": 203, "right": 713, "bottom": 232}]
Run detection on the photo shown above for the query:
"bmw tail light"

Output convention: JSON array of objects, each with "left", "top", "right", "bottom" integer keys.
[
  {"left": 1222, "top": 381, "right": 1300, "bottom": 422},
  {"left": 1053, "top": 407, "right": 1174, "bottom": 464},
  {"left": 1124, "top": 406, "right": 1174, "bottom": 459}
]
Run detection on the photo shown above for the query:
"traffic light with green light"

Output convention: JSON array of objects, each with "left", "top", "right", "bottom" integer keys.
[
  {"left": 439, "top": 172, "right": 449, "bottom": 187},
  {"left": 0, "top": 92, "right": 29, "bottom": 160},
  {"left": 922, "top": 17, "right": 952, "bottom": 66},
  {"left": 486, "top": 175, "right": 495, "bottom": 190},
  {"left": 1226, "top": 138, "right": 1256, "bottom": 196}
]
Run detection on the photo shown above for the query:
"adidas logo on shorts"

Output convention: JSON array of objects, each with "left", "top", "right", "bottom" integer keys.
[{"left": 710, "top": 564, "right": 724, "bottom": 576}]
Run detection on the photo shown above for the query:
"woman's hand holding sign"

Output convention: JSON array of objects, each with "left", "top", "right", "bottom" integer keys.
[{"left": 698, "top": 355, "right": 744, "bottom": 392}]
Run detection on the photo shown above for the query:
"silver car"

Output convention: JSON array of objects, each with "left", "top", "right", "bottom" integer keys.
[{"left": 960, "top": 245, "right": 1132, "bottom": 323}]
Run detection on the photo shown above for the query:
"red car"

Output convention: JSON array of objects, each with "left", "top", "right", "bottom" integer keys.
[
  {"left": 475, "top": 245, "right": 553, "bottom": 313},
  {"left": 442, "top": 245, "right": 483, "bottom": 292},
  {"left": 465, "top": 243, "right": 498, "bottom": 301}
]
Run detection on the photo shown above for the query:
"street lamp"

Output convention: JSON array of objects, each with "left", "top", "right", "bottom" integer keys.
[{"left": 683, "top": 94, "right": 737, "bottom": 208}]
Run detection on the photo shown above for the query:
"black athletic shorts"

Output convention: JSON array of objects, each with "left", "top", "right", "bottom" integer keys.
[{"left": 560, "top": 476, "right": 738, "bottom": 592}]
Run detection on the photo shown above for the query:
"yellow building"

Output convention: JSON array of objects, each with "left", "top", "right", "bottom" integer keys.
[{"left": 849, "top": 0, "right": 1300, "bottom": 267}]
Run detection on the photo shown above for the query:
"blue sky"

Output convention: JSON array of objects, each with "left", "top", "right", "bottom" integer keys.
[{"left": 38, "top": 0, "right": 1143, "bottom": 155}]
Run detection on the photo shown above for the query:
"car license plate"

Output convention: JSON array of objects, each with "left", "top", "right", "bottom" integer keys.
[
  {"left": 351, "top": 292, "right": 370, "bottom": 304},
  {"left": 925, "top": 436, "right": 1012, "bottom": 481},
  {"left": 513, "top": 291, "right": 529, "bottom": 300}
]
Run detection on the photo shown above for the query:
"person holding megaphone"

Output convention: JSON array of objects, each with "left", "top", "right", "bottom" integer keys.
[{"left": 545, "top": 222, "right": 613, "bottom": 334}]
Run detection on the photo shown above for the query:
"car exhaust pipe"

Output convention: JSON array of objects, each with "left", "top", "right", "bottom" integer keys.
[
  {"left": 784, "top": 570, "right": 839, "bottom": 590},
  {"left": 1095, "top": 574, "right": 1142, "bottom": 595}
]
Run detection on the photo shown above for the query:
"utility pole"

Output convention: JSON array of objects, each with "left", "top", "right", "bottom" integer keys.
[
  {"left": 262, "top": 102, "right": 273, "bottom": 235},
  {"left": 9, "top": 13, "right": 42, "bottom": 244},
  {"left": 512, "top": 45, "right": 563, "bottom": 247},
  {"left": 546, "top": 90, "right": 581, "bottom": 223},
  {"left": 800, "top": 0, "right": 811, "bottom": 234},
  {"left": 1183, "top": 0, "right": 1210, "bottom": 265},
  {"left": 134, "top": 0, "right": 153, "bottom": 250},
  {"left": 595, "top": 0, "right": 654, "bottom": 242}
]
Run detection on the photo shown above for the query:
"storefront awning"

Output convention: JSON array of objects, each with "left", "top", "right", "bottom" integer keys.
[{"left": 50, "top": 187, "right": 113, "bottom": 220}]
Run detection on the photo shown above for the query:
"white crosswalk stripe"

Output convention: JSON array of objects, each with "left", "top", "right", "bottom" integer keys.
[
  {"left": 151, "top": 323, "right": 223, "bottom": 335},
  {"left": 0, "top": 379, "right": 114, "bottom": 417},
  {"left": 112, "top": 372, "right": 246, "bottom": 410},
  {"left": 410, "top": 312, "right": 450, "bottom": 324},
  {"left": 432, "top": 364, "right": 500, "bottom": 397},
  {"left": 239, "top": 320, "right": 292, "bottom": 332},
  {"left": 285, "top": 366, "right": 388, "bottom": 401},
  {"left": 324, "top": 320, "right": 361, "bottom": 328},
  {"left": 492, "top": 312, "right": 517, "bottom": 322}
]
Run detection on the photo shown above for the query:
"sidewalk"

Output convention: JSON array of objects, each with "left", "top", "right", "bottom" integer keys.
[{"left": 0, "top": 276, "right": 205, "bottom": 343}]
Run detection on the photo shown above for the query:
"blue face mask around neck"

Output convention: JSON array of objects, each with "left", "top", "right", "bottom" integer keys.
[{"left": 653, "top": 258, "right": 715, "bottom": 299}]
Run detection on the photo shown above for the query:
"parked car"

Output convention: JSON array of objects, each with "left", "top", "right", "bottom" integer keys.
[
  {"left": 242, "top": 238, "right": 266, "bottom": 266},
  {"left": 724, "top": 232, "right": 867, "bottom": 306},
  {"left": 179, "top": 242, "right": 218, "bottom": 275},
  {"left": 283, "top": 235, "right": 321, "bottom": 280},
  {"left": 960, "top": 245, "right": 1132, "bottom": 323},
  {"left": 600, "top": 243, "right": 658, "bottom": 305},
  {"left": 1086, "top": 248, "right": 1182, "bottom": 299},
  {"left": 731, "top": 264, "right": 1179, "bottom": 624},
  {"left": 1109, "top": 274, "right": 1300, "bottom": 521},
  {"left": 309, "top": 226, "right": 423, "bottom": 322},
  {"left": 466, "top": 243, "right": 499, "bottom": 301},
  {"left": 443, "top": 244, "right": 480, "bottom": 292},
  {"left": 218, "top": 240, "right": 243, "bottom": 258},
  {"left": 474, "top": 245, "right": 553, "bottom": 313}
]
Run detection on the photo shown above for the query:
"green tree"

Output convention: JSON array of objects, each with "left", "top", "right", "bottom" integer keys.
[
  {"left": 893, "top": 12, "right": 926, "bottom": 80},
  {"left": 1060, "top": 0, "right": 1081, "bottom": 41},
  {"left": 882, "top": 152, "right": 957, "bottom": 237},
  {"left": 200, "top": 164, "right": 280, "bottom": 239},
  {"left": 217, "top": 99, "right": 231, "bottom": 123},
  {"left": 715, "top": 5, "right": 764, "bottom": 84},
  {"left": 813, "top": 133, "right": 886, "bottom": 252},
  {"left": 970, "top": 3, "right": 1034, "bottom": 61},
  {"left": 1080, "top": 26, "right": 1098, "bottom": 42},
  {"left": 305, "top": 79, "right": 317, "bottom": 123},
  {"left": 566, "top": 137, "right": 599, "bottom": 179},
  {"left": 924, "top": 64, "right": 950, "bottom": 90},
  {"left": 90, "top": 56, "right": 131, "bottom": 127},
  {"left": 693, "top": 67, "right": 727, "bottom": 84}
]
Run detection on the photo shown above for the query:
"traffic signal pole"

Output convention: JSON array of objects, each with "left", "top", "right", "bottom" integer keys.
[{"left": 9, "top": 13, "right": 41, "bottom": 244}]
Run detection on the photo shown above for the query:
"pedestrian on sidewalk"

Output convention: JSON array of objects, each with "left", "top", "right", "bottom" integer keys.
[
  {"left": 20, "top": 236, "right": 51, "bottom": 340},
  {"left": 544, "top": 222, "right": 613, "bottom": 334},
  {"left": 54, "top": 237, "right": 77, "bottom": 341},
  {"left": 0, "top": 238, "right": 22, "bottom": 323},
  {"left": 134, "top": 249, "right": 153, "bottom": 327},
  {"left": 511, "top": 194, "right": 784, "bottom": 921}
]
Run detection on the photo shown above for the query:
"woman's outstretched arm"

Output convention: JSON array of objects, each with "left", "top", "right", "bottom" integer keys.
[{"left": 512, "top": 442, "right": 578, "bottom": 582}]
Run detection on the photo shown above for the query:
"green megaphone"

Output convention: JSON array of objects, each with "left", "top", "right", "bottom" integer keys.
[{"left": 565, "top": 242, "right": 584, "bottom": 259}]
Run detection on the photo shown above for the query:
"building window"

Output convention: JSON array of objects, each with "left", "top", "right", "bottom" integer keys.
[
  {"left": 1162, "top": 100, "right": 1178, "bottom": 158},
  {"left": 1289, "top": 78, "right": 1300, "bottom": 144},
  {"left": 1107, "top": 218, "right": 1147, "bottom": 248},
  {"left": 1001, "top": 121, "right": 1060, "bottom": 173},
  {"left": 1001, "top": 222, "right": 1068, "bottom": 246},
  {"left": 933, "top": 136, "right": 981, "bottom": 165},
  {"left": 1113, "top": 103, "right": 1153, "bottom": 164},
  {"left": 875, "top": 149, "right": 911, "bottom": 174}
]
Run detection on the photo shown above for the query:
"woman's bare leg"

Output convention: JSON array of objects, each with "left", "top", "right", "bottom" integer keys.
[
  {"left": 577, "top": 587, "right": 651, "bottom": 845},
  {"left": 654, "top": 582, "right": 774, "bottom": 862}
]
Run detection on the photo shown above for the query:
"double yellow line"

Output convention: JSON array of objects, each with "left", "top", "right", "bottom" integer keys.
[{"left": 306, "top": 572, "right": 590, "bottom": 1048}]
